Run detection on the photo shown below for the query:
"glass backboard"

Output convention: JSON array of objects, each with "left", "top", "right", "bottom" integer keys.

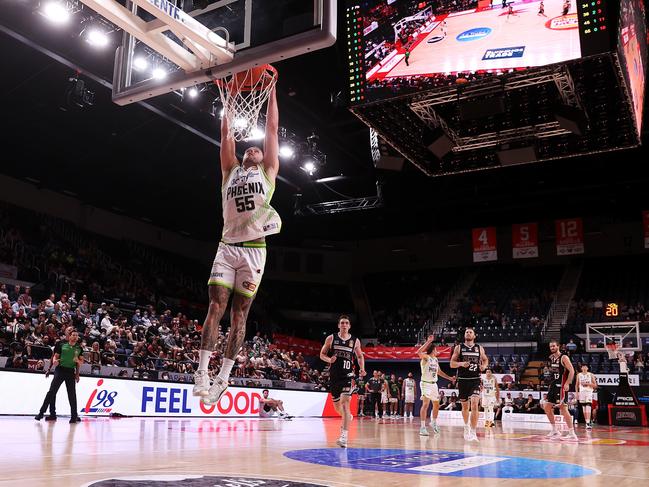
[{"left": 105, "top": 0, "right": 336, "bottom": 104}]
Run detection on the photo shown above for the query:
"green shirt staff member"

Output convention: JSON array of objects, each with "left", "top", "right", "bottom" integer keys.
[{"left": 35, "top": 330, "right": 84, "bottom": 423}]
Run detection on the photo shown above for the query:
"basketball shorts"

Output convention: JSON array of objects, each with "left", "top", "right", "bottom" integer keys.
[
  {"left": 458, "top": 378, "right": 481, "bottom": 401},
  {"left": 420, "top": 381, "right": 439, "bottom": 401},
  {"left": 208, "top": 242, "right": 266, "bottom": 298},
  {"left": 578, "top": 389, "right": 593, "bottom": 404},
  {"left": 259, "top": 404, "right": 275, "bottom": 418},
  {"left": 330, "top": 378, "right": 353, "bottom": 402},
  {"left": 381, "top": 392, "right": 389, "bottom": 404},
  {"left": 389, "top": 397, "right": 398, "bottom": 404},
  {"left": 405, "top": 392, "right": 415, "bottom": 404},
  {"left": 546, "top": 384, "right": 567, "bottom": 405},
  {"left": 482, "top": 394, "right": 497, "bottom": 408}
]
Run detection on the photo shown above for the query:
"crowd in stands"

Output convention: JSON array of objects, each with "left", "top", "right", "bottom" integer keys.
[
  {"left": 0, "top": 282, "right": 328, "bottom": 389},
  {"left": 366, "top": 268, "right": 457, "bottom": 345},
  {"left": 440, "top": 265, "right": 560, "bottom": 342}
]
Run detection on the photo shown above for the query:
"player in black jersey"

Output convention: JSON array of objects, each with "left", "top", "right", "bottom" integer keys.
[
  {"left": 366, "top": 370, "right": 383, "bottom": 418},
  {"left": 320, "top": 315, "right": 365, "bottom": 448},
  {"left": 450, "top": 327, "right": 488, "bottom": 442},
  {"left": 543, "top": 339, "right": 577, "bottom": 440},
  {"left": 356, "top": 375, "right": 367, "bottom": 416}
]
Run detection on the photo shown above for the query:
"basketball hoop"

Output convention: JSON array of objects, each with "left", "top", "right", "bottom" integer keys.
[{"left": 215, "top": 65, "right": 278, "bottom": 142}]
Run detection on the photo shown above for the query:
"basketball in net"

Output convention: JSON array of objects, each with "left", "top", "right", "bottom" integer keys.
[{"left": 215, "top": 64, "right": 277, "bottom": 142}]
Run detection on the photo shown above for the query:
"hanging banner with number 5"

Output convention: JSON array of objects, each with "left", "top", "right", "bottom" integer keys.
[
  {"left": 555, "top": 218, "right": 584, "bottom": 256},
  {"left": 643, "top": 211, "right": 649, "bottom": 249},
  {"left": 472, "top": 227, "right": 497, "bottom": 262},
  {"left": 512, "top": 223, "right": 538, "bottom": 259}
]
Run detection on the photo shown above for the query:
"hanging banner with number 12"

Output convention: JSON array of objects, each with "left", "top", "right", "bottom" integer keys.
[
  {"left": 472, "top": 227, "right": 497, "bottom": 262},
  {"left": 555, "top": 218, "right": 584, "bottom": 256}
]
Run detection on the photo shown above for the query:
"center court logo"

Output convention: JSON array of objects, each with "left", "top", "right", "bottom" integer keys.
[
  {"left": 456, "top": 27, "right": 492, "bottom": 42},
  {"left": 84, "top": 476, "right": 329, "bottom": 487},
  {"left": 284, "top": 448, "right": 599, "bottom": 478},
  {"left": 82, "top": 379, "right": 118, "bottom": 413}
]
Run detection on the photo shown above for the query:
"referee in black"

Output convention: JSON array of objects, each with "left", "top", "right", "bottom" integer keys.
[{"left": 35, "top": 329, "right": 84, "bottom": 423}]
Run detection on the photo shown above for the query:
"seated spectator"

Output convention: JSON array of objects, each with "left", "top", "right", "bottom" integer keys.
[{"left": 522, "top": 394, "right": 541, "bottom": 414}]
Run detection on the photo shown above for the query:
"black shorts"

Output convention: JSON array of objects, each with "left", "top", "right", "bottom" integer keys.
[
  {"left": 330, "top": 378, "right": 353, "bottom": 402},
  {"left": 458, "top": 378, "right": 481, "bottom": 401},
  {"left": 546, "top": 385, "right": 567, "bottom": 405}
]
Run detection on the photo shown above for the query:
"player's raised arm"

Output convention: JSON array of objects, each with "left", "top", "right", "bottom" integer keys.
[
  {"left": 263, "top": 86, "right": 279, "bottom": 182},
  {"left": 416, "top": 335, "right": 434, "bottom": 359},
  {"left": 220, "top": 115, "right": 239, "bottom": 179}
]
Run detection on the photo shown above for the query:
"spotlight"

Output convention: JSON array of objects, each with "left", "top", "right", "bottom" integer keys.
[
  {"left": 302, "top": 160, "right": 317, "bottom": 176},
  {"left": 152, "top": 67, "right": 167, "bottom": 80},
  {"left": 86, "top": 29, "right": 109, "bottom": 48},
  {"left": 245, "top": 127, "right": 265, "bottom": 141},
  {"left": 133, "top": 56, "right": 149, "bottom": 71},
  {"left": 42, "top": 1, "right": 70, "bottom": 24},
  {"left": 279, "top": 145, "right": 294, "bottom": 158},
  {"left": 234, "top": 118, "right": 247, "bottom": 129},
  {"left": 187, "top": 87, "right": 199, "bottom": 98}
]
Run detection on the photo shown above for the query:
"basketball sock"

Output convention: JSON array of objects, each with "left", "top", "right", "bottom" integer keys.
[
  {"left": 198, "top": 350, "right": 212, "bottom": 372},
  {"left": 421, "top": 421, "right": 426, "bottom": 428},
  {"left": 217, "top": 358, "right": 235, "bottom": 382}
]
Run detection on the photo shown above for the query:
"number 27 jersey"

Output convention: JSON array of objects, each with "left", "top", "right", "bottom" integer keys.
[{"left": 221, "top": 164, "right": 282, "bottom": 244}]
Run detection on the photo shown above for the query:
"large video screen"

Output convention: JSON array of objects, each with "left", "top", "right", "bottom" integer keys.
[
  {"left": 350, "top": 0, "right": 594, "bottom": 103},
  {"left": 618, "top": 0, "right": 647, "bottom": 133}
]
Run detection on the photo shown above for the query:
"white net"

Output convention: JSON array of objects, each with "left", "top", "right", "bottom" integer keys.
[{"left": 215, "top": 65, "right": 277, "bottom": 142}]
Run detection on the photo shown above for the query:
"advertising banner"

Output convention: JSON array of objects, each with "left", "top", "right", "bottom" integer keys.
[{"left": 0, "top": 371, "right": 333, "bottom": 418}]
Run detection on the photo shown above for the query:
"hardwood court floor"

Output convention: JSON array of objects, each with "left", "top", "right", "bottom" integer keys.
[{"left": 1, "top": 415, "right": 648, "bottom": 487}]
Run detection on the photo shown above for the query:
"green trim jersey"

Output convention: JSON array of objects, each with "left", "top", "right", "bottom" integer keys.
[
  {"left": 482, "top": 377, "right": 496, "bottom": 397},
  {"left": 221, "top": 164, "right": 281, "bottom": 243},
  {"left": 54, "top": 340, "right": 82, "bottom": 369},
  {"left": 420, "top": 355, "right": 439, "bottom": 383}
]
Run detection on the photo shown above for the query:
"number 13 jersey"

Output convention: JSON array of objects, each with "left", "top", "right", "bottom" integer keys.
[{"left": 222, "top": 164, "right": 282, "bottom": 244}]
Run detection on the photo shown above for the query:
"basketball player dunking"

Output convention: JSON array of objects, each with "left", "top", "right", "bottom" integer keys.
[
  {"left": 451, "top": 327, "right": 488, "bottom": 442},
  {"left": 320, "top": 315, "right": 366, "bottom": 448},
  {"left": 543, "top": 339, "right": 578, "bottom": 440},
  {"left": 418, "top": 335, "right": 456, "bottom": 436},
  {"left": 481, "top": 368, "right": 500, "bottom": 428},
  {"left": 576, "top": 364, "right": 597, "bottom": 429},
  {"left": 194, "top": 86, "right": 281, "bottom": 404}
]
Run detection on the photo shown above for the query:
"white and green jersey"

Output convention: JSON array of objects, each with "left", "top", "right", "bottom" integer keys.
[
  {"left": 404, "top": 378, "right": 415, "bottom": 394},
  {"left": 221, "top": 164, "right": 281, "bottom": 243},
  {"left": 578, "top": 372, "right": 595, "bottom": 392},
  {"left": 482, "top": 377, "right": 496, "bottom": 397},
  {"left": 420, "top": 355, "right": 439, "bottom": 383}
]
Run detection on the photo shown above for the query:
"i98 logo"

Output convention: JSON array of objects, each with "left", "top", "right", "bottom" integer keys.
[{"left": 82, "top": 379, "right": 118, "bottom": 413}]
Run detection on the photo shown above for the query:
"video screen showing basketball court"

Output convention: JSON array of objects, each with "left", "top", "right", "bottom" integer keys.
[{"left": 364, "top": 0, "right": 581, "bottom": 84}]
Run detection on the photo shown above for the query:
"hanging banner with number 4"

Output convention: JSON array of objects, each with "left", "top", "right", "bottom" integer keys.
[
  {"left": 512, "top": 223, "right": 538, "bottom": 259},
  {"left": 472, "top": 227, "right": 497, "bottom": 262},
  {"left": 555, "top": 218, "right": 584, "bottom": 256}
]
